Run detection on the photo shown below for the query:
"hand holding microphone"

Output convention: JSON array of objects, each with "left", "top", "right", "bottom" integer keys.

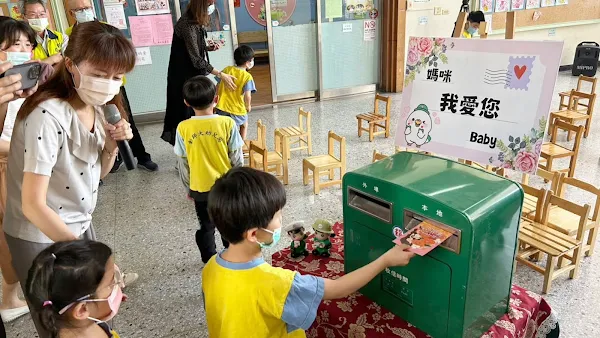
[{"left": 103, "top": 104, "right": 135, "bottom": 170}]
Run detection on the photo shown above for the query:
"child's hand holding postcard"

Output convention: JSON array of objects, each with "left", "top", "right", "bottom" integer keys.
[{"left": 393, "top": 221, "right": 452, "bottom": 256}]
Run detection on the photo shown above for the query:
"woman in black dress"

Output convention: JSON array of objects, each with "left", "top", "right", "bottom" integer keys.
[{"left": 162, "top": 0, "right": 236, "bottom": 145}]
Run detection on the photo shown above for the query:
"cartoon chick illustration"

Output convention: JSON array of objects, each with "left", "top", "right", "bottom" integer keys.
[{"left": 405, "top": 104, "right": 433, "bottom": 148}]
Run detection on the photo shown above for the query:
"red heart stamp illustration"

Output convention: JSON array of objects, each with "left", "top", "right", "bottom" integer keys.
[{"left": 514, "top": 65, "right": 527, "bottom": 79}]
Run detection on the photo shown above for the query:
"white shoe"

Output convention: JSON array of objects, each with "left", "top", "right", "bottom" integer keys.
[
  {"left": 123, "top": 272, "right": 139, "bottom": 288},
  {"left": 1, "top": 305, "right": 30, "bottom": 323}
]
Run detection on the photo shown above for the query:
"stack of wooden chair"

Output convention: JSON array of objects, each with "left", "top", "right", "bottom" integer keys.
[{"left": 516, "top": 172, "right": 599, "bottom": 294}]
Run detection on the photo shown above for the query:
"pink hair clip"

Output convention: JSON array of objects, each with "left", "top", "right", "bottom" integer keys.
[{"left": 43, "top": 301, "right": 53, "bottom": 307}]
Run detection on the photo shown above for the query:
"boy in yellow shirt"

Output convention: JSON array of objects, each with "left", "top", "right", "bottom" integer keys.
[
  {"left": 215, "top": 45, "right": 256, "bottom": 140},
  {"left": 202, "top": 167, "right": 415, "bottom": 337},
  {"left": 174, "top": 76, "right": 244, "bottom": 262}
]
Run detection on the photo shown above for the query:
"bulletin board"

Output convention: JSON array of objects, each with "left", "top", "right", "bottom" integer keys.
[
  {"left": 491, "top": 0, "right": 600, "bottom": 30},
  {"left": 91, "top": 0, "right": 178, "bottom": 38}
]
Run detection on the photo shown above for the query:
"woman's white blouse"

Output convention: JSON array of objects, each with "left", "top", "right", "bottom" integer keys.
[{"left": 3, "top": 99, "right": 105, "bottom": 243}]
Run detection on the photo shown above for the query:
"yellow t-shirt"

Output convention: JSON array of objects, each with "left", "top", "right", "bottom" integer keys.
[
  {"left": 202, "top": 255, "right": 309, "bottom": 338},
  {"left": 215, "top": 66, "right": 255, "bottom": 116},
  {"left": 462, "top": 30, "right": 472, "bottom": 39},
  {"left": 174, "top": 115, "right": 242, "bottom": 193}
]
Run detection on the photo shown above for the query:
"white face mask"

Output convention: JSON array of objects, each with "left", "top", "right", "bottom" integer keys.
[
  {"left": 2, "top": 51, "right": 31, "bottom": 65},
  {"left": 28, "top": 18, "right": 49, "bottom": 32},
  {"left": 73, "top": 65, "right": 122, "bottom": 106},
  {"left": 247, "top": 59, "right": 254, "bottom": 70},
  {"left": 207, "top": 4, "right": 215, "bottom": 15},
  {"left": 75, "top": 9, "right": 95, "bottom": 23}
]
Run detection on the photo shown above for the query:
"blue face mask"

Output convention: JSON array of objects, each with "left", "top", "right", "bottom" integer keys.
[
  {"left": 467, "top": 25, "right": 478, "bottom": 35},
  {"left": 207, "top": 4, "right": 215, "bottom": 15},
  {"left": 258, "top": 227, "right": 281, "bottom": 249}
]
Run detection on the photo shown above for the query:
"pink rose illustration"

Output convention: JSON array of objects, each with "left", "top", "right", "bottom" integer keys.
[
  {"left": 417, "top": 37, "right": 434, "bottom": 57},
  {"left": 534, "top": 140, "right": 542, "bottom": 156},
  {"left": 502, "top": 161, "right": 513, "bottom": 169},
  {"left": 435, "top": 38, "right": 446, "bottom": 46},
  {"left": 515, "top": 150, "right": 537, "bottom": 173},
  {"left": 409, "top": 37, "right": 418, "bottom": 51},
  {"left": 407, "top": 49, "right": 419, "bottom": 66}
]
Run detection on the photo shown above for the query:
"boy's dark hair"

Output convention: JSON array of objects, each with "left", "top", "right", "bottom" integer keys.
[
  {"left": 183, "top": 75, "right": 216, "bottom": 110},
  {"left": 25, "top": 240, "right": 113, "bottom": 338},
  {"left": 234, "top": 45, "right": 255, "bottom": 67},
  {"left": 208, "top": 167, "right": 287, "bottom": 244},
  {"left": 467, "top": 11, "right": 485, "bottom": 23}
]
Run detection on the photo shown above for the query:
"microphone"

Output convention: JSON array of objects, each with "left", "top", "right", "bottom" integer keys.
[{"left": 103, "top": 104, "right": 136, "bottom": 171}]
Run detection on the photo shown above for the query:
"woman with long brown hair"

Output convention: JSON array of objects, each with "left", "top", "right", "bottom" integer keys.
[
  {"left": 2, "top": 21, "right": 134, "bottom": 338},
  {"left": 162, "top": 0, "right": 236, "bottom": 145}
]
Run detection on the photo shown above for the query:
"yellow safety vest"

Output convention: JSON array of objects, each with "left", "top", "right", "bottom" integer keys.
[
  {"left": 32, "top": 29, "right": 64, "bottom": 60},
  {"left": 66, "top": 22, "right": 127, "bottom": 86}
]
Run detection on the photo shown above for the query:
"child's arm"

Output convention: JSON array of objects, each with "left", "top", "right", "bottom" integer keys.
[
  {"left": 323, "top": 244, "right": 414, "bottom": 300},
  {"left": 244, "top": 91, "right": 252, "bottom": 113},
  {"left": 227, "top": 124, "right": 244, "bottom": 167},
  {"left": 242, "top": 78, "right": 256, "bottom": 113},
  {"left": 279, "top": 244, "right": 414, "bottom": 332},
  {"left": 173, "top": 127, "right": 190, "bottom": 190}
]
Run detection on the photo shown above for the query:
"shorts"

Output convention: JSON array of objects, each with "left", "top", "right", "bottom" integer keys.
[{"left": 215, "top": 109, "right": 248, "bottom": 126}]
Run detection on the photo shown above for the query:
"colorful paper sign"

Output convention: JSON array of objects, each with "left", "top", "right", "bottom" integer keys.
[
  {"left": 526, "top": 0, "right": 542, "bottom": 9},
  {"left": 325, "top": 0, "right": 343, "bottom": 19},
  {"left": 150, "top": 14, "right": 173, "bottom": 45},
  {"left": 105, "top": 4, "right": 127, "bottom": 30},
  {"left": 129, "top": 16, "right": 153, "bottom": 46},
  {"left": 480, "top": 0, "right": 493, "bottom": 13},
  {"left": 495, "top": 0, "right": 510, "bottom": 12},
  {"left": 129, "top": 15, "right": 173, "bottom": 46},
  {"left": 245, "top": 0, "right": 296, "bottom": 26},
  {"left": 512, "top": 0, "right": 526, "bottom": 10},
  {"left": 135, "top": 0, "right": 170, "bottom": 15},
  {"left": 363, "top": 19, "right": 376, "bottom": 41},
  {"left": 397, "top": 37, "right": 563, "bottom": 174},
  {"left": 541, "top": 0, "right": 555, "bottom": 7}
]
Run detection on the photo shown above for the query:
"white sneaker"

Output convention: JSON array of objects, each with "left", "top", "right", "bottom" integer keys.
[
  {"left": 1, "top": 305, "right": 30, "bottom": 323},
  {"left": 123, "top": 272, "right": 139, "bottom": 288}
]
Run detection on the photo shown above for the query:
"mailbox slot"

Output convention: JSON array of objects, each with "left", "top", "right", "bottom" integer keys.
[
  {"left": 348, "top": 187, "right": 393, "bottom": 223},
  {"left": 403, "top": 210, "right": 461, "bottom": 254}
]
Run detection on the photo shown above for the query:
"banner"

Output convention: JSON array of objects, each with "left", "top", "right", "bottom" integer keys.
[{"left": 396, "top": 37, "right": 563, "bottom": 174}]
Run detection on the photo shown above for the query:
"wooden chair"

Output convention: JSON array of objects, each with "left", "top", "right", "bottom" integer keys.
[
  {"left": 302, "top": 131, "right": 346, "bottom": 194},
  {"left": 558, "top": 75, "right": 597, "bottom": 111},
  {"left": 550, "top": 90, "right": 596, "bottom": 140},
  {"left": 277, "top": 107, "right": 312, "bottom": 158},
  {"left": 243, "top": 120, "right": 265, "bottom": 163},
  {"left": 521, "top": 169, "right": 564, "bottom": 218},
  {"left": 520, "top": 184, "right": 548, "bottom": 221},
  {"left": 539, "top": 120, "right": 584, "bottom": 179},
  {"left": 517, "top": 194, "right": 590, "bottom": 293},
  {"left": 372, "top": 150, "right": 388, "bottom": 163},
  {"left": 249, "top": 128, "right": 289, "bottom": 185},
  {"left": 546, "top": 177, "right": 600, "bottom": 257},
  {"left": 356, "top": 94, "right": 392, "bottom": 142}
]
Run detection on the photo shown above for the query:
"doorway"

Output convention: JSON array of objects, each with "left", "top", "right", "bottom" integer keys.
[{"left": 233, "top": 0, "right": 273, "bottom": 106}]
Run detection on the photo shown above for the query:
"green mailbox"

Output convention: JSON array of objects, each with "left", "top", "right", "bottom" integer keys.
[{"left": 343, "top": 152, "right": 523, "bottom": 338}]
